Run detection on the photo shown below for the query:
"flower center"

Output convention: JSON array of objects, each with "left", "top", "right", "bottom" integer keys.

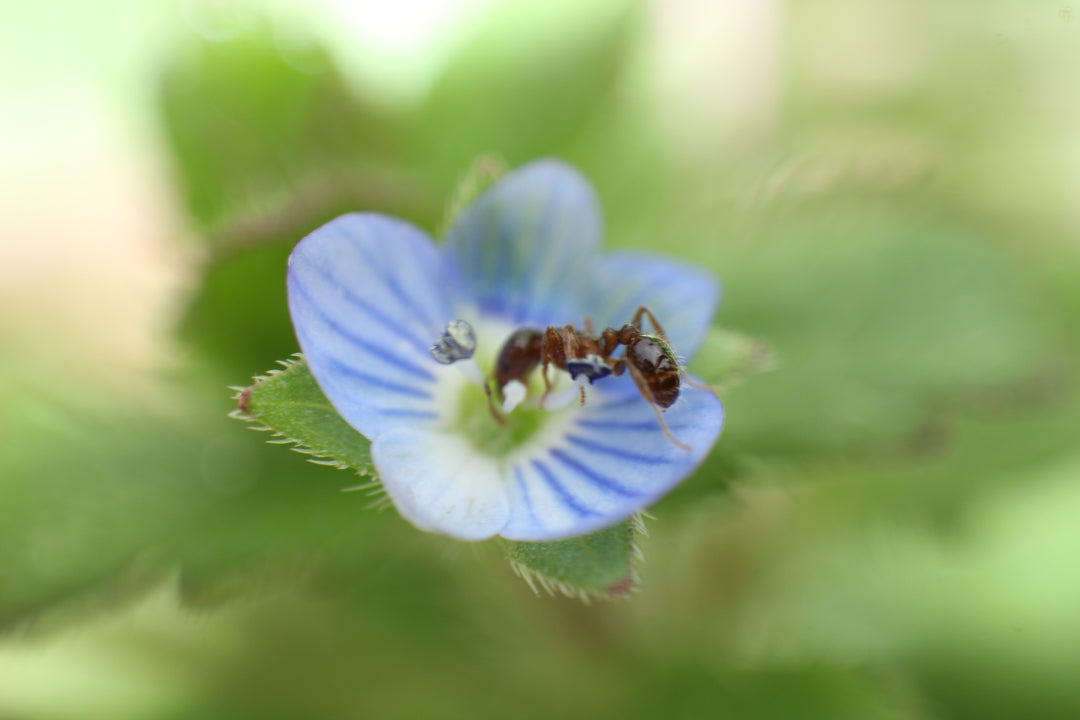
[
  {"left": 431, "top": 319, "right": 584, "bottom": 458},
  {"left": 456, "top": 374, "right": 550, "bottom": 457}
]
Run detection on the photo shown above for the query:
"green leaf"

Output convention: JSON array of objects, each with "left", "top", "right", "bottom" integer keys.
[
  {"left": 159, "top": 24, "right": 399, "bottom": 237},
  {"left": 233, "top": 356, "right": 373, "bottom": 476},
  {"left": 689, "top": 327, "right": 774, "bottom": 390},
  {"left": 499, "top": 516, "right": 645, "bottom": 602},
  {"left": 181, "top": 240, "right": 299, "bottom": 379}
]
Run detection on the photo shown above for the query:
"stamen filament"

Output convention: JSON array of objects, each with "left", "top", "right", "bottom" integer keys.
[{"left": 456, "top": 357, "right": 487, "bottom": 388}]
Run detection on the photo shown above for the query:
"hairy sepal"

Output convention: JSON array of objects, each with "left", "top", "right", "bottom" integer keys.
[
  {"left": 231, "top": 355, "right": 374, "bottom": 477},
  {"left": 499, "top": 516, "right": 646, "bottom": 603}
]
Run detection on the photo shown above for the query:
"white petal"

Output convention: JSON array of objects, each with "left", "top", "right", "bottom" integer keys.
[{"left": 372, "top": 428, "right": 511, "bottom": 541}]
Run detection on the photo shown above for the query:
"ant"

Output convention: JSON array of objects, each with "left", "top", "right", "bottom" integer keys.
[{"left": 490, "top": 306, "right": 702, "bottom": 451}]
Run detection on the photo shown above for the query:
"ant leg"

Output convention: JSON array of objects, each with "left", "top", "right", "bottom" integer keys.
[
  {"left": 583, "top": 315, "right": 595, "bottom": 335},
  {"left": 625, "top": 362, "right": 692, "bottom": 452},
  {"left": 483, "top": 381, "right": 509, "bottom": 427},
  {"left": 649, "top": 401, "right": 691, "bottom": 452},
  {"left": 564, "top": 323, "right": 581, "bottom": 358},
  {"left": 599, "top": 327, "right": 620, "bottom": 360},
  {"left": 631, "top": 306, "right": 671, "bottom": 343},
  {"left": 682, "top": 374, "right": 719, "bottom": 393},
  {"left": 539, "top": 359, "right": 553, "bottom": 408},
  {"left": 539, "top": 329, "right": 555, "bottom": 408},
  {"left": 540, "top": 326, "right": 574, "bottom": 409}
]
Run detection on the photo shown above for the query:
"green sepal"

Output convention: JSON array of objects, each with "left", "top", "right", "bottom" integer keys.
[
  {"left": 499, "top": 516, "right": 645, "bottom": 602},
  {"left": 232, "top": 355, "right": 373, "bottom": 476},
  {"left": 688, "top": 327, "right": 774, "bottom": 390}
]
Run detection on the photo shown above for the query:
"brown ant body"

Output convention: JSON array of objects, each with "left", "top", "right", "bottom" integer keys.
[{"left": 490, "top": 307, "right": 698, "bottom": 450}]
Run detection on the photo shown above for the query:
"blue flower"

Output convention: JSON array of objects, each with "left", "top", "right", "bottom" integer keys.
[{"left": 287, "top": 160, "right": 724, "bottom": 541}]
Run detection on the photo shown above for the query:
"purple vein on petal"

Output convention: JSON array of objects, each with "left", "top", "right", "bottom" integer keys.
[
  {"left": 512, "top": 464, "right": 542, "bottom": 530},
  {"left": 493, "top": 210, "right": 513, "bottom": 314},
  {"left": 467, "top": 208, "right": 494, "bottom": 294},
  {"left": 467, "top": 207, "right": 501, "bottom": 311},
  {"left": 299, "top": 262, "right": 434, "bottom": 356},
  {"left": 291, "top": 280, "right": 436, "bottom": 382},
  {"left": 373, "top": 407, "right": 439, "bottom": 420},
  {"left": 316, "top": 354, "right": 433, "bottom": 400},
  {"left": 576, "top": 417, "right": 685, "bottom": 434},
  {"left": 346, "top": 237, "right": 445, "bottom": 331},
  {"left": 563, "top": 434, "right": 671, "bottom": 466},
  {"left": 530, "top": 459, "right": 601, "bottom": 518},
  {"left": 588, "top": 392, "right": 649, "bottom": 413},
  {"left": 513, "top": 181, "right": 557, "bottom": 324},
  {"left": 548, "top": 449, "right": 641, "bottom": 499}
]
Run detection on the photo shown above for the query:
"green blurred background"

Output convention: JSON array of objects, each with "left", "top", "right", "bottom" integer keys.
[{"left": 3, "top": 0, "right": 1080, "bottom": 717}]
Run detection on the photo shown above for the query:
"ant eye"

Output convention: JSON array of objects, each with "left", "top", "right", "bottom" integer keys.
[
  {"left": 430, "top": 319, "right": 477, "bottom": 364},
  {"left": 565, "top": 353, "right": 612, "bottom": 384}
]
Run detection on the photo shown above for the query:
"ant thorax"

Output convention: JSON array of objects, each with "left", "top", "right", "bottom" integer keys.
[{"left": 429, "top": 306, "right": 696, "bottom": 450}]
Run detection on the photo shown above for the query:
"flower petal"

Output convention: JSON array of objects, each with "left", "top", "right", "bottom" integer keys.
[
  {"left": 442, "top": 159, "right": 601, "bottom": 326},
  {"left": 372, "top": 429, "right": 510, "bottom": 541},
  {"left": 588, "top": 252, "right": 720, "bottom": 359},
  {"left": 500, "top": 383, "right": 724, "bottom": 541},
  {"left": 287, "top": 213, "right": 454, "bottom": 439}
]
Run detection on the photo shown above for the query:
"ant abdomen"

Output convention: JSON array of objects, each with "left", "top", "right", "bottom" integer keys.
[
  {"left": 494, "top": 328, "right": 543, "bottom": 390},
  {"left": 626, "top": 336, "right": 680, "bottom": 409}
]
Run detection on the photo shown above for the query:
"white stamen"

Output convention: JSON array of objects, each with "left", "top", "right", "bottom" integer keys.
[
  {"left": 540, "top": 375, "right": 589, "bottom": 411},
  {"left": 456, "top": 357, "right": 487, "bottom": 388},
  {"left": 501, "top": 380, "right": 527, "bottom": 413}
]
